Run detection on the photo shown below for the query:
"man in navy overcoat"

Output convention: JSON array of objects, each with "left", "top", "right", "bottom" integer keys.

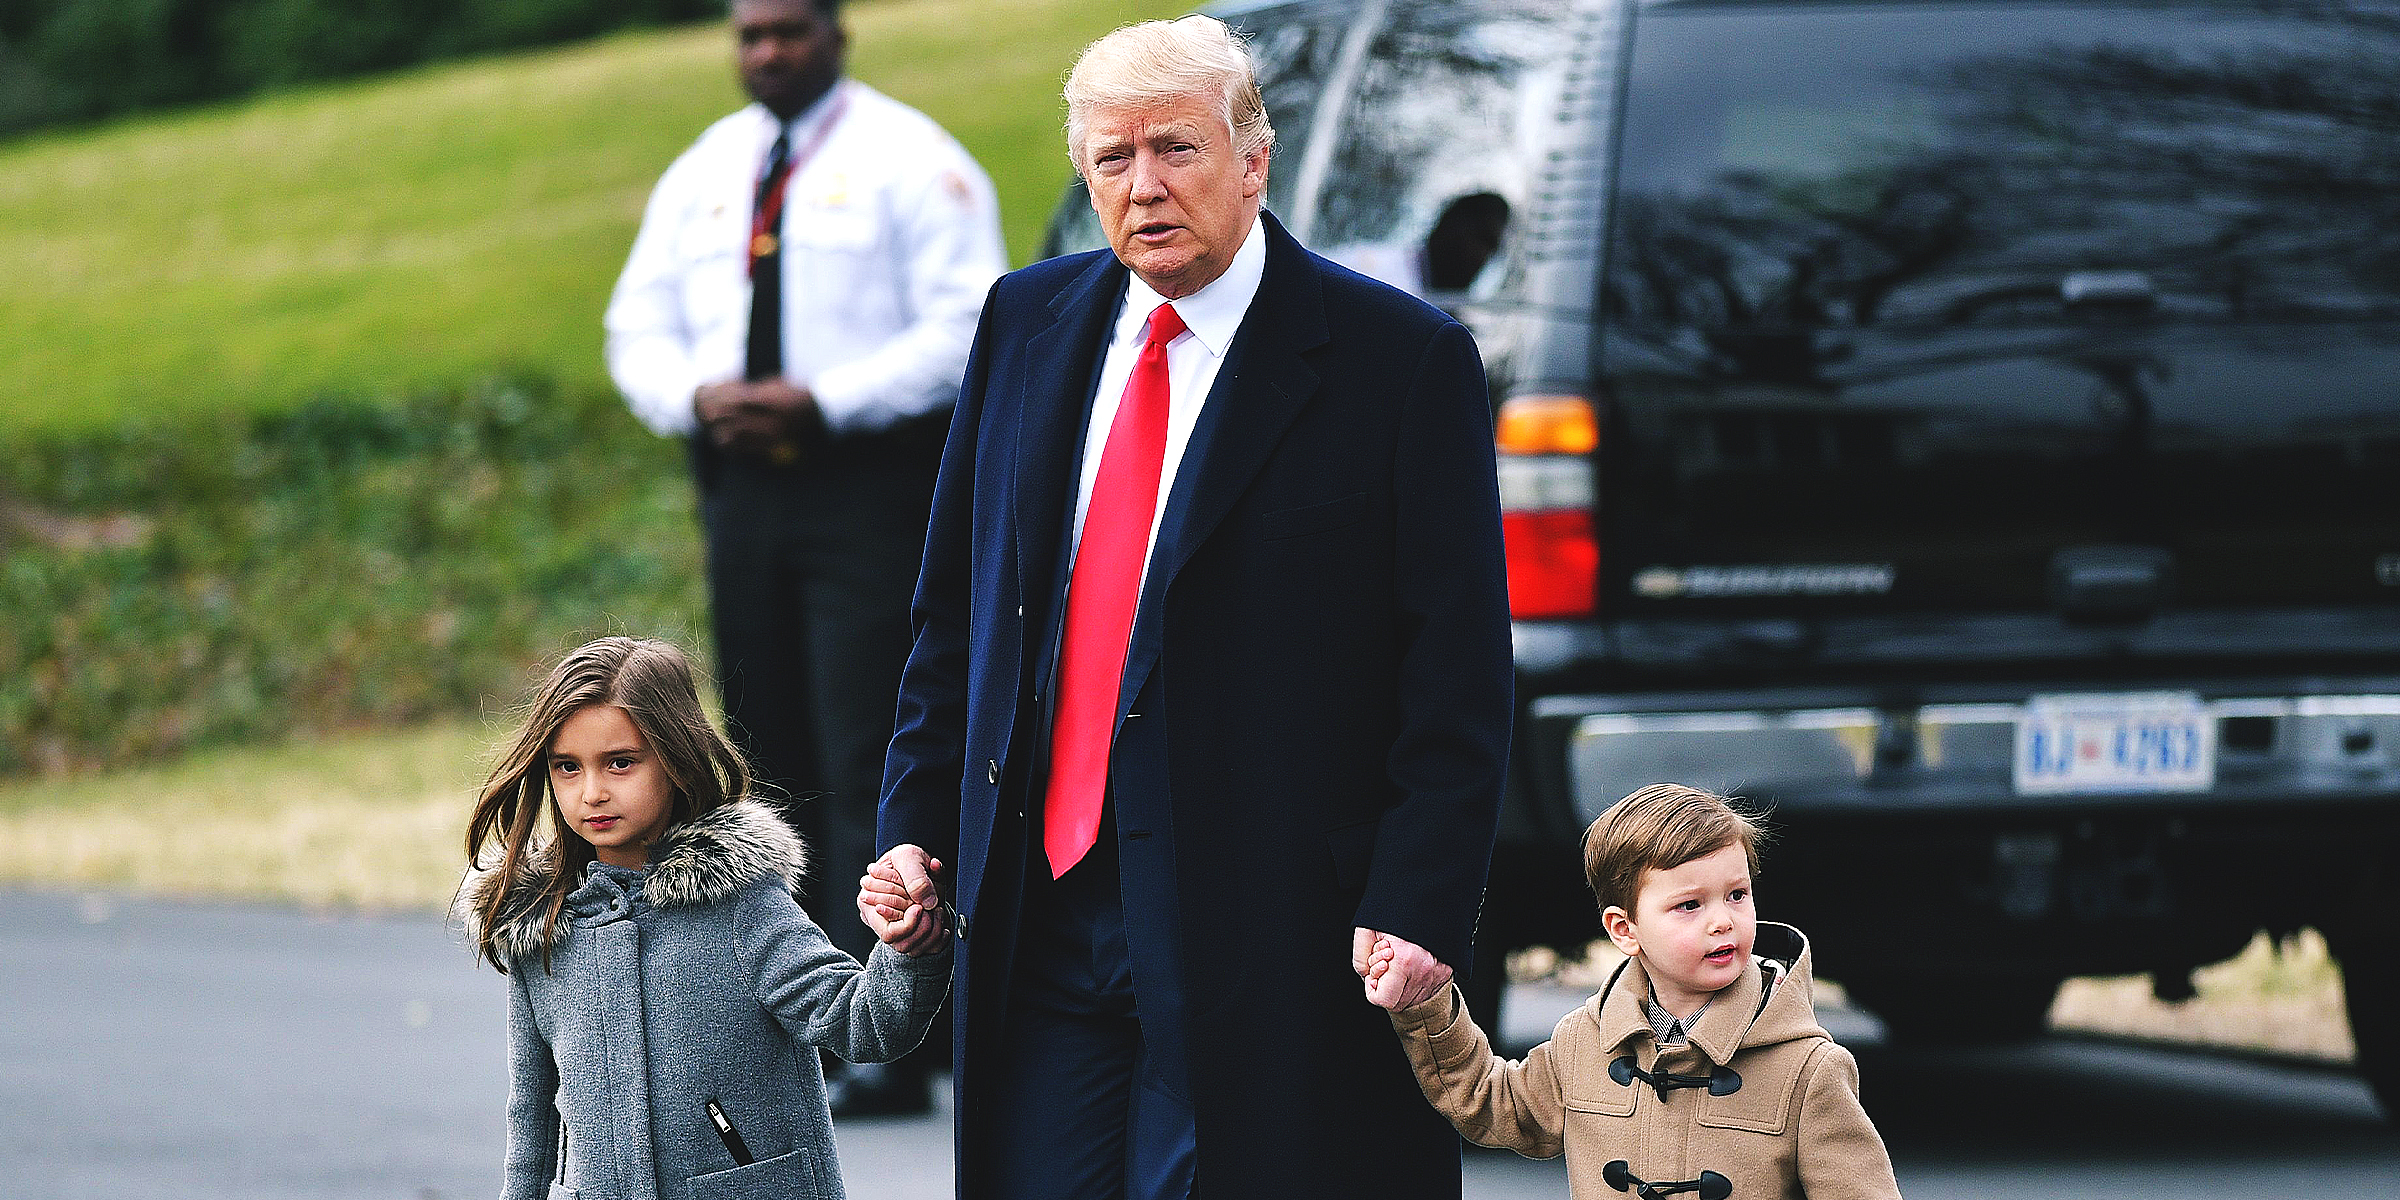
[{"left": 864, "top": 15, "right": 1512, "bottom": 1199}]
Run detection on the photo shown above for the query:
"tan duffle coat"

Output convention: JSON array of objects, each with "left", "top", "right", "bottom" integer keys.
[{"left": 1390, "top": 922, "right": 1901, "bottom": 1200}]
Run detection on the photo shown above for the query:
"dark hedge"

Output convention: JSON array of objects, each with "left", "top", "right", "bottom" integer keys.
[
  {"left": 0, "top": 376, "right": 708, "bottom": 776},
  {"left": 0, "top": 0, "right": 726, "bottom": 140}
]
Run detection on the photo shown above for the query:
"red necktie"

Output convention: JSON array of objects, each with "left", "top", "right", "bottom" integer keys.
[{"left": 1044, "top": 302, "right": 1187, "bottom": 878}]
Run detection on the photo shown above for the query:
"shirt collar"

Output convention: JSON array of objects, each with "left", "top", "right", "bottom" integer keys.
[
  {"left": 1643, "top": 991, "right": 1712, "bottom": 1046},
  {"left": 1112, "top": 212, "right": 1269, "bottom": 358}
]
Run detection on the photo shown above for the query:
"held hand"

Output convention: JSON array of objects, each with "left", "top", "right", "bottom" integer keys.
[
  {"left": 1356, "top": 928, "right": 1451, "bottom": 1010},
  {"left": 873, "top": 843, "right": 944, "bottom": 911},
  {"left": 858, "top": 846, "right": 948, "bottom": 957}
]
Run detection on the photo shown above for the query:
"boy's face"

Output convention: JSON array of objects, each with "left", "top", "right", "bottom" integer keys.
[{"left": 1602, "top": 843, "right": 1757, "bottom": 1016}]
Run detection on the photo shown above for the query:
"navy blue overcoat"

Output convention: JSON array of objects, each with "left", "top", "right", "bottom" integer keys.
[{"left": 879, "top": 212, "right": 1513, "bottom": 1197}]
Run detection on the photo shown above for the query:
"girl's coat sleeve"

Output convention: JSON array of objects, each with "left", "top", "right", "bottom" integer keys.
[
  {"left": 734, "top": 882, "right": 953, "bottom": 1064},
  {"left": 500, "top": 967, "right": 560, "bottom": 1200}
]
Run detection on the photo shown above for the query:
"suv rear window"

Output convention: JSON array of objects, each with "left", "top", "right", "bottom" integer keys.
[
  {"left": 1043, "top": 0, "right": 1572, "bottom": 299},
  {"left": 1606, "top": 1, "right": 2400, "bottom": 334}
]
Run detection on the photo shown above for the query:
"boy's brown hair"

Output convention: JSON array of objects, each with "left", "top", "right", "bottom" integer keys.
[{"left": 1582, "top": 783, "right": 1768, "bottom": 914}]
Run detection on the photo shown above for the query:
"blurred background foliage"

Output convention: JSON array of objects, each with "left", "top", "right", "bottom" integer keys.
[
  {"left": 0, "top": 377, "right": 704, "bottom": 776},
  {"left": 0, "top": 0, "right": 722, "bottom": 139},
  {"left": 0, "top": 0, "right": 1183, "bottom": 780}
]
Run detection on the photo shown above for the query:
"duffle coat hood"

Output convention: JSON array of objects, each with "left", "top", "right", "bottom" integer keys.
[
  {"left": 1392, "top": 921, "right": 1901, "bottom": 1200},
  {"left": 460, "top": 798, "right": 952, "bottom": 1200}
]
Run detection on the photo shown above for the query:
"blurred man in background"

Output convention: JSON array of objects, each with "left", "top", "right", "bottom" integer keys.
[{"left": 604, "top": 0, "right": 1005, "bottom": 1116}]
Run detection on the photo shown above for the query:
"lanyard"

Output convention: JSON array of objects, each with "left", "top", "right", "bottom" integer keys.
[{"left": 748, "top": 88, "right": 851, "bottom": 274}]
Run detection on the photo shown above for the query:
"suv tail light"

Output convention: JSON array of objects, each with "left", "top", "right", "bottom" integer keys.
[{"left": 1496, "top": 394, "right": 1599, "bottom": 619}]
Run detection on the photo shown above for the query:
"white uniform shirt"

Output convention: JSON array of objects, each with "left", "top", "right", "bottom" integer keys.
[
  {"left": 605, "top": 81, "right": 1007, "bottom": 436},
  {"left": 1069, "top": 215, "right": 1269, "bottom": 584}
]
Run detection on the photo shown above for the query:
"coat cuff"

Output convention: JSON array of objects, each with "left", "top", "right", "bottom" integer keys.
[
  {"left": 869, "top": 937, "right": 955, "bottom": 977},
  {"left": 1390, "top": 981, "right": 1463, "bottom": 1036}
]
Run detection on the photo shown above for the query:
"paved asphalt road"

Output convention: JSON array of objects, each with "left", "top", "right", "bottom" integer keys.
[{"left": 4, "top": 888, "right": 2394, "bottom": 1199}]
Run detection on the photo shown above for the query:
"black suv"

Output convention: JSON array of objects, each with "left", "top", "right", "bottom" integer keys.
[{"left": 1044, "top": 0, "right": 2400, "bottom": 1113}]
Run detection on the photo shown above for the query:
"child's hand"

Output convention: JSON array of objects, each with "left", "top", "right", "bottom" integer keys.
[
  {"left": 858, "top": 852, "right": 948, "bottom": 957},
  {"left": 1361, "top": 933, "right": 1452, "bottom": 1009}
]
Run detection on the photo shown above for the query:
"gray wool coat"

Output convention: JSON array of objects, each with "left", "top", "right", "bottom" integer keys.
[{"left": 460, "top": 798, "right": 952, "bottom": 1200}]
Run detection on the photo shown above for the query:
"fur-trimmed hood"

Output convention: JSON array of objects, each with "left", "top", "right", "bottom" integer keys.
[{"left": 457, "top": 797, "right": 807, "bottom": 964}]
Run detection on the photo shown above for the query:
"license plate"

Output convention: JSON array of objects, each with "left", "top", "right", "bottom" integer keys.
[{"left": 2013, "top": 693, "right": 2215, "bottom": 795}]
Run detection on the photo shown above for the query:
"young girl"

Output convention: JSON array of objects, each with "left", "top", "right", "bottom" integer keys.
[{"left": 460, "top": 636, "right": 951, "bottom": 1200}]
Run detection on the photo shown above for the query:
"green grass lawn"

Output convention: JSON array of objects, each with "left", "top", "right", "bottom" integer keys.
[
  {"left": 0, "top": 0, "right": 1185, "bottom": 436},
  {"left": 0, "top": 718, "right": 493, "bottom": 910}
]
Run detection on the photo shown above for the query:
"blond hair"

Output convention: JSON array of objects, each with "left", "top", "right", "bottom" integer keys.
[
  {"left": 1583, "top": 784, "right": 1768, "bottom": 915},
  {"left": 464, "top": 636, "right": 750, "bottom": 971},
  {"left": 1063, "top": 14, "right": 1275, "bottom": 175}
]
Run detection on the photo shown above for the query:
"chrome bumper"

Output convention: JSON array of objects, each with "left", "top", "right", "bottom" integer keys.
[{"left": 1530, "top": 691, "right": 2400, "bottom": 824}]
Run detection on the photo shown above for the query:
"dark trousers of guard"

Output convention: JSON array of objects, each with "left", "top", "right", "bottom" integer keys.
[{"left": 693, "top": 415, "right": 949, "bottom": 1109}]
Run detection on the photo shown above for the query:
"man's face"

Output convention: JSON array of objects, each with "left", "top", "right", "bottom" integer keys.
[
  {"left": 1079, "top": 93, "right": 1268, "bottom": 300},
  {"left": 735, "top": 0, "right": 844, "bottom": 119},
  {"left": 1604, "top": 843, "right": 1758, "bottom": 1016}
]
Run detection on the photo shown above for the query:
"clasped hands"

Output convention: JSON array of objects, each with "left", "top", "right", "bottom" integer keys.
[
  {"left": 694, "top": 378, "right": 820, "bottom": 460},
  {"left": 857, "top": 843, "right": 950, "bottom": 957},
  {"left": 861, "top": 843, "right": 1452, "bottom": 1005},
  {"left": 1355, "top": 927, "right": 1452, "bottom": 1010}
]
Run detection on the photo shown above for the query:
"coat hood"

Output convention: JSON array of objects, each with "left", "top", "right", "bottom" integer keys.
[
  {"left": 456, "top": 797, "right": 807, "bottom": 964},
  {"left": 1591, "top": 921, "right": 1828, "bottom": 1064}
]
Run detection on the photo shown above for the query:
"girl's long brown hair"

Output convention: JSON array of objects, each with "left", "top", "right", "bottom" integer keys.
[{"left": 464, "top": 636, "right": 750, "bottom": 972}]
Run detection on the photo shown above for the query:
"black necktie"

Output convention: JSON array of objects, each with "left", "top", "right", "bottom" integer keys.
[{"left": 745, "top": 127, "right": 791, "bottom": 381}]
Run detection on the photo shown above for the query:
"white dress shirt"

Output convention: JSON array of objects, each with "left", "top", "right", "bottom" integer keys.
[
  {"left": 1069, "top": 215, "right": 1270, "bottom": 582},
  {"left": 604, "top": 80, "right": 1007, "bottom": 436}
]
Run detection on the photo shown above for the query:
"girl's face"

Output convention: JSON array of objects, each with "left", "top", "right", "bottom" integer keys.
[{"left": 549, "top": 703, "right": 676, "bottom": 868}]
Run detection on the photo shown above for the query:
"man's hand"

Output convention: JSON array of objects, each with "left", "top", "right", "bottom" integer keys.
[
  {"left": 1354, "top": 927, "right": 1452, "bottom": 1010},
  {"left": 694, "top": 379, "right": 820, "bottom": 459},
  {"left": 858, "top": 844, "right": 948, "bottom": 956}
]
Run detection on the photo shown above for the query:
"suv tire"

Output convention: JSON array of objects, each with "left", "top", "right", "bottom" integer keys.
[{"left": 2329, "top": 926, "right": 2398, "bottom": 1120}]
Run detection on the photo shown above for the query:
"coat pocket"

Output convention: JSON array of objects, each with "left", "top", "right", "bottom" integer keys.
[
  {"left": 687, "top": 1147, "right": 837, "bottom": 1200},
  {"left": 1697, "top": 1076, "right": 1796, "bottom": 1135},
  {"left": 1256, "top": 492, "right": 1370, "bottom": 541},
  {"left": 1561, "top": 1082, "right": 1638, "bottom": 1119}
]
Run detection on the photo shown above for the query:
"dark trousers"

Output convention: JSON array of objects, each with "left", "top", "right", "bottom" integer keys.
[
  {"left": 696, "top": 419, "right": 948, "bottom": 1067},
  {"left": 977, "top": 823, "right": 1197, "bottom": 1200}
]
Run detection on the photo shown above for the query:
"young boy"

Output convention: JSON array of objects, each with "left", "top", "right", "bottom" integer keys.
[{"left": 1365, "top": 784, "right": 1900, "bottom": 1200}]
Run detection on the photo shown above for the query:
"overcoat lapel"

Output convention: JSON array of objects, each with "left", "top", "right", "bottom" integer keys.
[
  {"left": 1014, "top": 249, "right": 1127, "bottom": 697},
  {"left": 1118, "top": 214, "right": 1328, "bottom": 712}
]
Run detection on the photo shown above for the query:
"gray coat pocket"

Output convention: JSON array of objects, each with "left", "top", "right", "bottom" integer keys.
[{"left": 687, "top": 1148, "right": 836, "bottom": 1200}]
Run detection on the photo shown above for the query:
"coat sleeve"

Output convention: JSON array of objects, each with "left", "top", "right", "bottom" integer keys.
[
  {"left": 1794, "top": 1041, "right": 1904, "bottom": 1200},
  {"left": 1351, "top": 317, "right": 1513, "bottom": 972},
  {"left": 500, "top": 967, "right": 561, "bottom": 1200},
  {"left": 1388, "top": 983, "right": 1568, "bottom": 1158},
  {"left": 603, "top": 148, "right": 708, "bottom": 438},
  {"left": 876, "top": 277, "right": 1007, "bottom": 864},
  {"left": 734, "top": 883, "right": 954, "bottom": 1064},
  {"left": 810, "top": 131, "right": 1006, "bottom": 433}
]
